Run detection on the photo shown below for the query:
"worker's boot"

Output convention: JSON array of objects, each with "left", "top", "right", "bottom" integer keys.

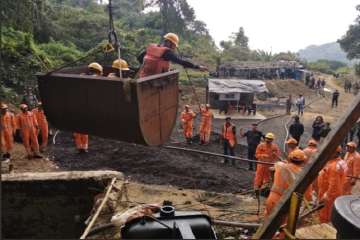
[
  {"left": 33, "top": 151, "right": 43, "bottom": 158},
  {"left": 40, "top": 146, "right": 46, "bottom": 153},
  {"left": 2, "top": 153, "right": 10, "bottom": 160},
  {"left": 27, "top": 154, "right": 33, "bottom": 160}
]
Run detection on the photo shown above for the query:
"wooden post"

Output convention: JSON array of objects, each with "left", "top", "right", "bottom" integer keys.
[
  {"left": 253, "top": 93, "right": 360, "bottom": 239},
  {"left": 80, "top": 178, "right": 117, "bottom": 239}
]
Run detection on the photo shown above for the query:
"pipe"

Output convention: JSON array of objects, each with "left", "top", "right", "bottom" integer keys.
[{"left": 164, "top": 146, "right": 274, "bottom": 166}]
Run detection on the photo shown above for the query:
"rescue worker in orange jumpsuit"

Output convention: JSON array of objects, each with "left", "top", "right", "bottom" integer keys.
[
  {"left": 222, "top": 117, "right": 237, "bottom": 165},
  {"left": 303, "top": 139, "right": 318, "bottom": 164},
  {"left": 254, "top": 133, "right": 281, "bottom": 191},
  {"left": 32, "top": 102, "right": 48, "bottom": 152},
  {"left": 199, "top": 104, "right": 213, "bottom": 145},
  {"left": 318, "top": 146, "right": 345, "bottom": 223},
  {"left": 181, "top": 105, "right": 196, "bottom": 144},
  {"left": 303, "top": 139, "right": 319, "bottom": 202},
  {"left": 17, "top": 104, "right": 42, "bottom": 159},
  {"left": 343, "top": 142, "right": 360, "bottom": 195},
  {"left": 74, "top": 133, "right": 89, "bottom": 153},
  {"left": 138, "top": 33, "right": 207, "bottom": 78},
  {"left": 265, "top": 149, "right": 307, "bottom": 217},
  {"left": 286, "top": 138, "right": 298, "bottom": 156},
  {"left": 74, "top": 62, "right": 102, "bottom": 153},
  {"left": 0, "top": 103, "right": 16, "bottom": 160}
]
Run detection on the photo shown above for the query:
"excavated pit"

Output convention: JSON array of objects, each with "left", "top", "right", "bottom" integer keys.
[{"left": 1, "top": 171, "right": 123, "bottom": 239}]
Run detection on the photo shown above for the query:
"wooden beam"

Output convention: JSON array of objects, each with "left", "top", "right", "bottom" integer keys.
[{"left": 253, "top": 93, "right": 360, "bottom": 239}]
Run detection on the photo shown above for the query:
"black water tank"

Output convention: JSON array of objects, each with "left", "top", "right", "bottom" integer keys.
[
  {"left": 331, "top": 195, "right": 360, "bottom": 239},
  {"left": 121, "top": 205, "right": 217, "bottom": 239}
]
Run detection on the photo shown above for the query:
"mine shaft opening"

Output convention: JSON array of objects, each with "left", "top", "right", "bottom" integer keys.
[{"left": 1, "top": 173, "right": 115, "bottom": 239}]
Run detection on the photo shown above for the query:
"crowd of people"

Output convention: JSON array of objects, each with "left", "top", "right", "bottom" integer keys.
[
  {"left": 179, "top": 104, "right": 360, "bottom": 232},
  {"left": 344, "top": 79, "right": 360, "bottom": 95}
]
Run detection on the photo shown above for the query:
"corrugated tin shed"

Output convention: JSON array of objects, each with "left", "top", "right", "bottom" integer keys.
[{"left": 208, "top": 79, "right": 268, "bottom": 94}]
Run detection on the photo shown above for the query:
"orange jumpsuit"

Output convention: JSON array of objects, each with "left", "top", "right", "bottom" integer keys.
[
  {"left": 343, "top": 151, "right": 360, "bottom": 195},
  {"left": 303, "top": 145, "right": 318, "bottom": 196},
  {"left": 199, "top": 108, "right": 212, "bottom": 143},
  {"left": 0, "top": 111, "right": 17, "bottom": 153},
  {"left": 74, "top": 133, "right": 89, "bottom": 151},
  {"left": 32, "top": 108, "right": 48, "bottom": 149},
  {"left": 17, "top": 111, "right": 40, "bottom": 155},
  {"left": 181, "top": 110, "right": 196, "bottom": 139},
  {"left": 318, "top": 157, "right": 344, "bottom": 223},
  {"left": 303, "top": 146, "right": 318, "bottom": 164},
  {"left": 254, "top": 142, "right": 280, "bottom": 189},
  {"left": 265, "top": 162, "right": 301, "bottom": 216}
]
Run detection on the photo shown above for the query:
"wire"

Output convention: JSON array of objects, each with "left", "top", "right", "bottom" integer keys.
[{"left": 177, "top": 48, "right": 202, "bottom": 111}]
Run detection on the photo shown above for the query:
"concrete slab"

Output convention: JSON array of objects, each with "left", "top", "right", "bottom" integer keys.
[
  {"left": 2, "top": 170, "right": 124, "bottom": 182},
  {"left": 212, "top": 110, "right": 266, "bottom": 120}
]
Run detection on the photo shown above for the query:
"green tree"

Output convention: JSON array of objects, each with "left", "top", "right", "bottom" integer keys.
[
  {"left": 233, "top": 27, "right": 248, "bottom": 48},
  {"left": 338, "top": 5, "right": 360, "bottom": 60}
]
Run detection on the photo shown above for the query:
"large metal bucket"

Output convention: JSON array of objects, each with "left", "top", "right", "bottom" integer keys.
[{"left": 36, "top": 67, "right": 179, "bottom": 146}]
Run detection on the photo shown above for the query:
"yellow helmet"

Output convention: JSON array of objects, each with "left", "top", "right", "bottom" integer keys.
[
  {"left": 286, "top": 138, "right": 298, "bottom": 145},
  {"left": 88, "top": 62, "right": 103, "bottom": 73},
  {"left": 19, "top": 104, "right": 28, "bottom": 110},
  {"left": 308, "top": 139, "right": 317, "bottom": 146},
  {"left": 346, "top": 142, "right": 357, "bottom": 148},
  {"left": 164, "top": 33, "right": 179, "bottom": 47},
  {"left": 0, "top": 103, "right": 8, "bottom": 109},
  {"left": 289, "top": 149, "right": 306, "bottom": 162},
  {"left": 265, "top": 133, "right": 275, "bottom": 140},
  {"left": 112, "top": 59, "right": 130, "bottom": 71}
]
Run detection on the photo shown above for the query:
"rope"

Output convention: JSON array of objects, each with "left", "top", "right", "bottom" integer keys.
[
  {"left": 45, "top": 46, "right": 104, "bottom": 76},
  {"left": 177, "top": 49, "right": 202, "bottom": 111},
  {"left": 108, "top": 0, "right": 122, "bottom": 79}
]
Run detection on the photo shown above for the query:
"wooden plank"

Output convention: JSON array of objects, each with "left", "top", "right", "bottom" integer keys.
[
  {"left": 296, "top": 224, "right": 337, "bottom": 239},
  {"left": 253, "top": 93, "right": 360, "bottom": 239}
]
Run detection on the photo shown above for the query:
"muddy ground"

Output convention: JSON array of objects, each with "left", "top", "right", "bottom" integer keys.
[{"left": 48, "top": 131, "right": 254, "bottom": 193}]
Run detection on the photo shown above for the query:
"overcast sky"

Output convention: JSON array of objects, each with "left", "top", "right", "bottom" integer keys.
[{"left": 187, "top": 0, "right": 359, "bottom": 53}]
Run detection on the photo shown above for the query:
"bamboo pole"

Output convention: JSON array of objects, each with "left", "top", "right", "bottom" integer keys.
[{"left": 80, "top": 178, "right": 117, "bottom": 239}]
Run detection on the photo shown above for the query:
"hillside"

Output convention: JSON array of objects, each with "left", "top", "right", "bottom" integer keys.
[{"left": 298, "top": 42, "right": 351, "bottom": 64}]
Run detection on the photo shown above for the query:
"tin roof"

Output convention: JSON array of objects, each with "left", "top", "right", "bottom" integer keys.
[{"left": 208, "top": 78, "right": 269, "bottom": 94}]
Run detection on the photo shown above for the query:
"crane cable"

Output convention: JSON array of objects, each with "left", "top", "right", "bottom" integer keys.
[
  {"left": 177, "top": 48, "right": 203, "bottom": 112},
  {"left": 107, "top": 0, "right": 122, "bottom": 79}
]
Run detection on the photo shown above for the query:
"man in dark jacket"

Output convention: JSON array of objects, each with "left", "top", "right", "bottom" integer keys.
[
  {"left": 240, "top": 123, "right": 265, "bottom": 170},
  {"left": 332, "top": 90, "right": 340, "bottom": 108},
  {"left": 289, "top": 115, "right": 304, "bottom": 144}
]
